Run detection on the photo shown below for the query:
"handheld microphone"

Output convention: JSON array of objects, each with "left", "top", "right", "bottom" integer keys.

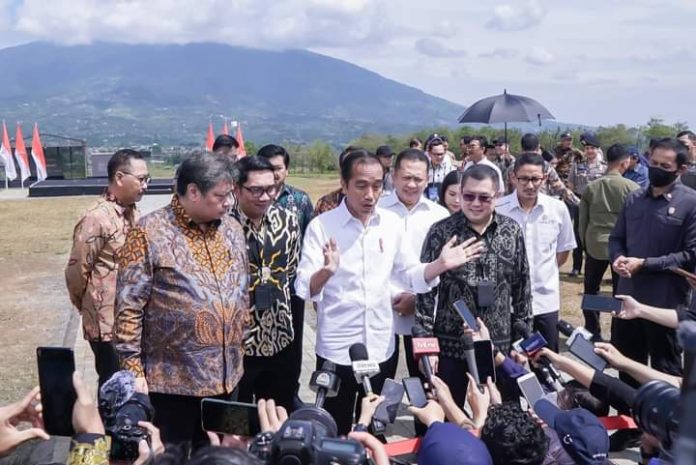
[
  {"left": 349, "top": 343, "right": 380, "bottom": 395},
  {"left": 309, "top": 360, "right": 341, "bottom": 409},
  {"left": 513, "top": 322, "right": 564, "bottom": 391},
  {"left": 411, "top": 325, "right": 440, "bottom": 382},
  {"left": 557, "top": 319, "right": 593, "bottom": 345},
  {"left": 462, "top": 334, "right": 481, "bottom": 386}
]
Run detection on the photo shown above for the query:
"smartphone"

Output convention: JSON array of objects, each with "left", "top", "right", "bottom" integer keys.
[
  {"left": 374, "top": 378, "right": 404, "bottom": 425},
  {"left": 518, "top": 332, "right": 548, "bottom": 355},
  {"left": 474, "top": 340, "right": 496, "bottom": 384},
  {"left": 201, "top": 399, "right": 261, "bottom": 436},
  {"left": 568, "top": 335, "right": 607, "bottom": 372},
  {"left": 37, "top": 347, "right": 76, "bottom": 436},
  {"left": 581, "top": 294, "right": 623, "bottom": 313},
  {"left": 669, "top": 267, "right": 696, "bottom": 281},
  {"left": 516, "top": 372, "right": 546, "bottom": 409},
  {"left": 402, "top": 377, "right": 428, "bottom": 408},
  {"left": 453, "top": 299, "right": 479, "bottom": 330}
]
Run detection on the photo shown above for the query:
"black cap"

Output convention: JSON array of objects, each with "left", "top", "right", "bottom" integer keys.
[
  {"left": 580, "top": 132, "right": 600, "bottom": 148},
  {"left": 376, "top": 145, "right": 395, "bottom": 157},
  {"left": 494, "top": 137, "right": 508, "bottom": 145},
  {"left": 560, "top": 132, "right": 572, "bottom": 140}
]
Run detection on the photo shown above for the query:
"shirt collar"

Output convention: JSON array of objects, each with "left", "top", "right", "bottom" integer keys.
[
  {"left": 645, "top": 179, "right": 683, "bottom": 199},
  {"left": 336, "top": 198, "right": 381, "bottom": 227},
  {"left": 102, "top": 189, "right": 134, "bottom": 217},
  {"left": 382, "top": 191, "right": 430, "bottom": 212},
  {"left": 232, "top": 204, "right": 276, "bottom": 231},
  {"left": 510, "top": 191, "right": 548, "bottom": 213},
  {"left": 456, "top": 210, "right": 499, "bottom": 236},
  {"left": 172, "top": 194, "right": 222, "bottom": 230}
]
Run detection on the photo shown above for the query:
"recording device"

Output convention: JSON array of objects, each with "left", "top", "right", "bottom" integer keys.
[
  {"left": 349, "top": 343, "right": 380, "bottom": 395},
  {"left": 462, "top": 333, "right": 481, "bottom": 386},
  {"left": 411, "top": 325, "right": 440, "bottom": 382},
  {"left": 517, "top": 372, "right": 547, "bottom": 410},
  {"left": 201, "top": 399, "right": 260, "bottom": 436},
  {"left": 581, "top": 294, "right": 623, "bottom": 313},
  {"left": 403, "top": 377, "right": 428, "bottom": 408},
  {"left": 474, "top": 340, "right": 497, "bottom": 384},
  {"left": 309, "top": 361, "right": 341, "bottom": 408},
  {"left": 98, "top": 371, "right": 155, "bottom": 461},
  {"left": 477, "top": 281, "right": 495, "bottom": 308},
  {"left": 453, "top": 299, "right": 479, "bottom": 330},
  {"left": 37, "top": 347, "right": 76, "bottom": 436},
  {"left": 557, "top": 319, "right": 607, "bottom": 372},
  {"left": 512, "top": 322, "right": 564, "bottom": 391},
  {"left": 372, "top": 378, "right": 404, "bottom": 433}
]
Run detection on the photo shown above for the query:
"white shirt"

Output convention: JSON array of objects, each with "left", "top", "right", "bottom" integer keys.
[
  {"left": 295, "top": 200, "right": 438, "bottom": 365},
  {"left": 378, "top": 192, "right": 450, "bottom": 334},
  {"left": 496, "top": 192, "right": 576, "bottom": 316},
  {"left": 462, "top": 158, "right": 506, "bottom": 194}
]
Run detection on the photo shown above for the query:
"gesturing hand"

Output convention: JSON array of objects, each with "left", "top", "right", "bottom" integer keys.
[
  {"left": 322, "top": 238, "right": 340, "bottom": 273},
  {"left": 0, "top": 386, "right": 48, "bottom": 457},
  {"left": 613, "top": 295, "right": 643, "bottom": 320},
  {"left": 439, "top": 236, "right": 484, "bottom": 271}
]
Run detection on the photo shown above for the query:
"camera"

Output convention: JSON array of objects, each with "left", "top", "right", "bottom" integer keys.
[
  {"left": 250, "top": 406, "right": 369, "bottom": 465},
  {"left": 632, "top": 380, "right": 680, "bottom": 452},
  {"left": 99, "top": 371, "right": 155, "bottom": 461}
]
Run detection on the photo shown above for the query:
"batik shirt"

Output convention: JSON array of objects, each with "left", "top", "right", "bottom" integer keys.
[
  {"left": 416, "top": 212, "right": 532, "bottom": 357},
  {"left": 115, "top": 195, "right": 250, "bottom": 397},
  {"left": 276, "top": 184, "right": 314, "bottom": 236},
  {"left": 313, "top": 187, "right": 344, "bottom": 217},
  {"left": 231, "top": 204, "right": 300, "bottom": 357},
  {"left": 65, "top": 191, "right": 138, "bottom": 342}
]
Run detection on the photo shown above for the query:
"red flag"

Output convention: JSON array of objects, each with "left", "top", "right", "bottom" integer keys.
[
  {"left": 205, "top": 121, "right": 215, "bottom": 152},
  {"left": 235, "top": 122, "right": 247, "bottom": 158},
  {"left": 0, "top": 121, "right": 16, "bottom": 181},
  {"left": 14, "top": 123, "right": 30, "bottom": 182},
  {"left": 222, "top": 120, "right": 229, "bottom": 135},
  {"left": 31, "top": 123, "right": 48, "bottom": 181}
]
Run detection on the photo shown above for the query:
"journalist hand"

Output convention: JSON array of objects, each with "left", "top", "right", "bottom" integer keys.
[
  {"left": 0, "top": 386, "right": 49, "bottom": 457},
  {"left": 408, "top": 400, "right": 445, "bottom": 427},
  {"left": 72, "top": 372, "right": 104, "bottom": 435},
  {"left": 466, "top": 373, "right": 490, "bottom": 428},
  {"left": 593, "top": 342, "right": 630, "bottom": 370},
  {"left": 257, "top": 399, "right": 288, "bottom": 434},
  {"left": 134, "top": 421, "right": 165, "bottom": 465},
  {"left": 347, "top": 431, "right": 390, "bottom": 465},
  {"left": 357, "top": 394, "right": 384, "bottom": 426}
]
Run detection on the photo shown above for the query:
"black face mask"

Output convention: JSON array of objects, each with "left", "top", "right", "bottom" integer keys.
[{"left": 648, "top": 166, "right": 679, "bottom": 188}]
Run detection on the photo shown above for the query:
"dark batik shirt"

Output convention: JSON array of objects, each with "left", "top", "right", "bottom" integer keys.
[
  {"left": 276, "top": 184, "right": 314, "bottom": 237},
  {"left": 313, "top": 187, "right": 344, "bottom": 218},
  {"left": 231, "top": 204, "right": 300, "bottom": 357},
  {"left": 416, "top": 211, "right": 532, "bottom": 358},
  {"left": 609, "top": 180, "right": 696, "bottom": 308}
]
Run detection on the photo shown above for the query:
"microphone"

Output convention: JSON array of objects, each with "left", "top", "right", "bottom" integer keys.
[
  {"left": 309, "top": 360, "right": 341, "bottom": 409},
  {"left": 411, "top": 325, "right": 440, "bottom": 382},
  {"left": 513, "top": 322, "right": 564, "bottom": 391},
  {"left": 557, "top": 319, "right": 593, "bottom": 345},
  {"left": 349, "top": 343, "right": 380, "bottom": 395},
  {"left": 462, "top": 334, "right": 480, "bottom": 385}
]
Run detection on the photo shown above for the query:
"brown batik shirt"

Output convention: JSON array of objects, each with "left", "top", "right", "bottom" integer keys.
[
  {"left": 115, "top": 195, "right": 250, "bottom": 397},
  {"left": 65, "top": 191, "right": 138, "bottom": 342}
]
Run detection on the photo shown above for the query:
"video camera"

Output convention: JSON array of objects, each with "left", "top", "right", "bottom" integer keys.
[{"left": 98, "top": 371, "right": 155, "bottom": 461}]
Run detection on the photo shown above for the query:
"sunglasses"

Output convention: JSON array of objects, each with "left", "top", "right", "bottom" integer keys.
[{"left": 461, "top": 193, "right": 494, "bottom": 204}]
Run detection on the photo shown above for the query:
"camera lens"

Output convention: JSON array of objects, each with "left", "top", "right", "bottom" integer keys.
[{"left": 633, "top": 380, "right": 680, "bottom": 448}]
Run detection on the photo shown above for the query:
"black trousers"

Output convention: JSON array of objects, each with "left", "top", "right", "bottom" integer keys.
[
  {"left": 386, "top": 335, "right": 421, "bottom": 379},
  {"left": 238, "top": 344, "right": 297, "bottom": 413},
  {"left": 316, "top": 350, "right": 398, "bottom": 436},
  {"left": 583, "top": 254, "right": 619, "bottom": 337},
  {"left": 533, "top": 311, "right": 559, "bottom": 353},
  {"left": 289, "top": 295, "right": 305, "bottom": 395},
  {"left": 568, "top": 202, "right": 584, "bottom": 272},
  {"left": 436, "top": 356, "right": 471, "bottom": 408},
  {"left": 150, "top": 390, "right": 237, "bottom": 452},
  {"left": 88, "top": 341, "right": 120, "bottom": 389}
]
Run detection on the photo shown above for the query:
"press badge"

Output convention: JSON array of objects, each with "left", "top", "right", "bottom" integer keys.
[
  {"left": 254, "top": 283, "right": 275, "bottom": 311},
  {"left": 476, "top": 280, "right": 495, "bottom": 308},
  {"left": 427, "top": 185, "right": 439, "bottom": 201}
]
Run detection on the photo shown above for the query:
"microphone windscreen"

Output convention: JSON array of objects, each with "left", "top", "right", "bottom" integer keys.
[
  {"left": 411, "top": 325, "right": 428, "bottom": 337},
  {"left": 349, "top": 342, "right": 369, "bottom": 362},
  {"left": 556, "top": 320, "right": 574, "bottom": 337},
  {"left": 513, "top": 321, "right": 531, "bottom": 339}
]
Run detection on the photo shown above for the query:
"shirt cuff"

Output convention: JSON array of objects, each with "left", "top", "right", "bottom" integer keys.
[
  {"left": 410, "top": 263, "right": 438, "bottom": 293},
  {"left": 122, "top": 358, "right": 145, "bottom": 378}
]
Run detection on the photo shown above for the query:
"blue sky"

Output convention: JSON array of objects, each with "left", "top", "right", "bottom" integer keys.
[{"left": 0, "top": 0, "right": 694, "bottom": 128}]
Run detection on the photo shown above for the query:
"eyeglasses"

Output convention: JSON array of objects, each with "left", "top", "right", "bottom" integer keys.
[
  {"left": 515, "top": 176, "right": 544, "bottom": 185},
  {"left": 461, "top": 193, "right": 494, "bottom": 204},
  {"left": 121, "top": 172, "right": 151, "bottom": 185},
  {"left": 242, "top": 185, "right": 278, "bottom": 198},
  {"left": 466, "top": 143, "right": 482, "bottom": 149}
]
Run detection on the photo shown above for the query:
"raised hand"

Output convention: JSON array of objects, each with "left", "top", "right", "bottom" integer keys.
[
  {"left": 0, "top": 387, "right": 48, "bottom": 457},
  {"left": 323, "top": 238, "right": 340, "bottom": 273},
  {"left": 438, "top": 236, "right": 484, "bottom": 271}
]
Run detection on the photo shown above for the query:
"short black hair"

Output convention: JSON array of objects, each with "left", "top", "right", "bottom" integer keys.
[
  {"left": 107, "top": 149, "right": 145, "bottom": 182},
  {"left": 409, "top": 137, "right": 423, "bottom": 148},
  {"left": 461, "top": 164, "right": 500, "bottom": 192},
  {"left": 394, "top": 148, "right": 429, "bottom": 172},
  {"left": 677, "top": 130, "right": 696, "bottom": 141},
  {"left": 338, "top": 145, "right": 356, "bottom": 169},
  {"left": 212, "top": 134, "right": 239, "bottom": 151},
  {"left": 176, "top": 152, "right": 235, "bottom": 196},
  {"left": 427, "top": 137, "right": 444, "bottom": 151},
  {"left": 439, "top": 170, "right": 463, "bottom": 209},
  {"left": 460, "top": 135, "right": 473, "bottom": 144},
  {"left": 651, "top": 137, "right": 690, "bottom": 167},
  {"left": 340, "top": 149, "right": 383, "bottom": 182},
  {"left": 481, "top": 402, "right": 549, "bottom": 465},
  {"left": 471, "top": 135, "right": 488, "bottom": 148},
  {"left": 561, "top": 380, "right": 610, "bottom": 417},
  {"left": 257, "top": 144, "right": 290, "bottom": 168},
  {"left": 606, "top": 144, "right": 630, "bottom": 164},
  {"left": 521, "top": 133, "right": 540, "bottom": 152},
  {"left": 234, "top": 156, "right": 274, "bottom": 186},
  {"left": 513, "top": 152, "right": 545, "bottom": 173}
]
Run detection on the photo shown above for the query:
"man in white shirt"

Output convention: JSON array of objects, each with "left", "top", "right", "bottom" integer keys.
[
  {"left": 462, "top": 135, "right": 505, "bottom": 194},
  {"left": 378, "top": 149, "right": 449, "bottom": 379},
  {"left": 295, "top": 148, "right": 483, "bottom": 434},
  {"left": 496, "top": 153, "right": 576, "bottom": 351},
  {"left": 425, "top": 136, "right": 455, "bottom": 202}
]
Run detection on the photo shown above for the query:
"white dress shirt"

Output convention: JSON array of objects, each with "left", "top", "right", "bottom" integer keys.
[
  {"left": 496, "top": 192, "right": 576, "bottom": 316},
  {"left": 295, "top": 200, "right": 438, "bottom": 365},
  {"left": 462, "top": 158, "right": 506, "bottom": 194},
  {"left": 378, "top": 192, "right": 450, "bottom": 334}
]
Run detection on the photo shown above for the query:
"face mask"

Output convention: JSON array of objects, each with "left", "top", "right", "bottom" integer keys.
[{"left": 648, "top": 166, "right": 678, "bottom": 188}]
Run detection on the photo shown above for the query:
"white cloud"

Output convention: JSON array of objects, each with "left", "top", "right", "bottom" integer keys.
[
  {"left": 525, "top": 47, "right": 554, "bottom": 66},
  {"left": 415, "top": 38, "right": 467, "bottom": 58},
  {"left": 478, "top": 48, "right": 519, "bottom": 59},
  {"left": 486, "top": 0, "right": 546, "bottom": 31}
]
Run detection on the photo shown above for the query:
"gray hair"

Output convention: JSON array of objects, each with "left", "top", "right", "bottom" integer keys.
[{"left": 175, "top": 152, "right": 235, "bottom": 196}]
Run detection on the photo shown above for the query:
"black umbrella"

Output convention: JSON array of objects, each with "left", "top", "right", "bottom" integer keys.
[{"left": 457, "top": 89, "right": 555, "bottom": 141}]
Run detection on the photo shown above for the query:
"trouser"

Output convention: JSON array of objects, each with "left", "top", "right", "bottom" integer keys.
[
  {"left": 610, "top": 317, "right": 683, "bottom": 412},
  {"left": 533, "top": 311, "right": 559, "bottom": 353},
  {"left": 238, "top": 344, "right": 297, "bottom": 413},
  {"left": 88, "top": 340, "right": 120, "bottom": 390},
  {"left": 289, "top": 294, "right": 305, "bottom": 396},
  {"left": 150, "top": 390, "right": 237, "bottom": 452},
  {"left": 316, "top": 350, "right": 399, "bottom": 436},
  {"left": 568, "top": 201, "right": 583, "bottom": 272},
  {"left": 583, "top": 254, "right": 619, "bottom": 337}
]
